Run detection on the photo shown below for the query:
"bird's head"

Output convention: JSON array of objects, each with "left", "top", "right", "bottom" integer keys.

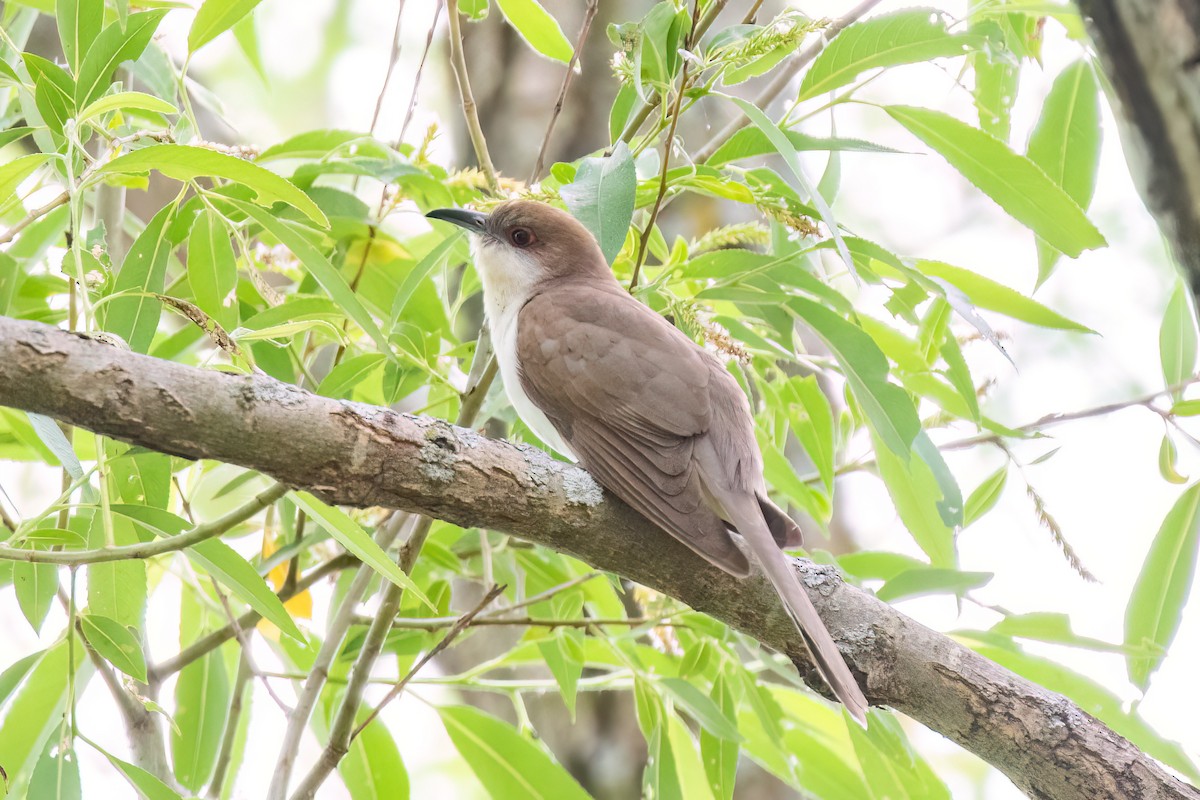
[{"left": 427, "top": 200, "right": 611, "bottom": 300}]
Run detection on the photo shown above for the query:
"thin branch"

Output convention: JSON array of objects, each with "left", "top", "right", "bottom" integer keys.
[
  {"left": 206, "top": 655, "right": 253, "bottom": 799},
  {"left": 529, "top": 0, "right": 600, "bottom": 184},
  {"left": 350, "top": 613, "right": 673, "bottom": 630},
  {"left": 349, "top": 584, "right": 504, "bottom": 741},
  {"left": 0, "top": 190, "right": 69, "bottom": 246},
  {"left": 692, "top": 0, "right": 884, "bottom": 163},
  {"left": 0, "top": 483, "right": 288, "bottom": 564},
  {"left": 399, "top": 0, "right": 444, "bottom": 144},
  {"left": 446, "top": 0, "right": 499, "bottom": 192},
  {"left": 369, "top": 0, "right": 407, "bottom": 135}
]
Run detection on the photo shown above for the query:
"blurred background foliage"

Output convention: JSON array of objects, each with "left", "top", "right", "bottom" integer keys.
[{"left": 0, "top": 0, "right": 1197, "bottom": 798}]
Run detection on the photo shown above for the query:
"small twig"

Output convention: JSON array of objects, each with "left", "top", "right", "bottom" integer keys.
[
  {"left": 0, "top": 190, "right": 68, "bottom": 246},
  {"left": 529, "top": 0, "right": 599, "bottom": 183},
  {"left": 399, "top": 0, "right": 444, "bottom": 143},
  {"left": 369, "top": 0, "right": 407, "bottom": 135},
  {"left": 350, "top": 612, "right": 672, "bottom": 630},
  {"left": 349, "top": 584, "right": 505, "bottom": 741},
  {"left": 446, "top": 0, "right": 499, "bottom": 192},
  {"left": 206, "top": 656, "right": 253, "bottom": 799},
  {"left": 630, "top": 56, "right": 693, "bottom": 289},
  {"left": 692, "top": 0, "right": 884, "bottom": 163},
  {"left": 0, "top": 483, "right": 288, "bottom": 564},
  {"left": 209, "top": 576, "right": 293, "bottom": 712},
  {"left": 504, "top": 571, "right": 603, "bottom": 614}
]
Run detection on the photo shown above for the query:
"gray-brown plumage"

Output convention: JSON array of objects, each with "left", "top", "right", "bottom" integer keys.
[{"left": 427, "top": 200, "right": 869, "bottom": 724}]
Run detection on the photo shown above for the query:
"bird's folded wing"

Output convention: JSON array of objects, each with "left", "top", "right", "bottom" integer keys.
[{"left": 517, "top": 285, "right": 751, "bottom": 576}]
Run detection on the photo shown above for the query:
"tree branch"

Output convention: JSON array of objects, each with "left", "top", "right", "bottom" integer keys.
[
  {"left": 445, "top": 0, "right": 499, "bottom": 192},
  {"left": 0, "top": 317, "right": 1196, "bottom": 800}
]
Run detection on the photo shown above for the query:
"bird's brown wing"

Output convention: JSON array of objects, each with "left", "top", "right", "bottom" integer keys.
[{"left": 517, "top": 283, "right": 751, "bottom": 577}]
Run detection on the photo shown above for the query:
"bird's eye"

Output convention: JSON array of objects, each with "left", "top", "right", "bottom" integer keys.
[{"left": 509, "top": 227, "right": 535, "bottom": 247}]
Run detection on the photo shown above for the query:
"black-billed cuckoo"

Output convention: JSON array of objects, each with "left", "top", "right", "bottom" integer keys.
[{"left": 427, "top": 200, "right": 869, "bottom": 723}]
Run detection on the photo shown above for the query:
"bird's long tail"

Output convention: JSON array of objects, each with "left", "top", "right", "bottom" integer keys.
[{"left": 731, "top": 495, "right": 869, "bottom": 726}]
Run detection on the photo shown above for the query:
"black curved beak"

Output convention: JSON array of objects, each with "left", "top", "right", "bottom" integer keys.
[{"left": 426, "top": 207, "right": 489, "bottom": 234}]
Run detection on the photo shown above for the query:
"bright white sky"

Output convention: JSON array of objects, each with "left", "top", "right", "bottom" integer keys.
[{"left": 1, "top": 1, "right": 1196, "bottom": 798}]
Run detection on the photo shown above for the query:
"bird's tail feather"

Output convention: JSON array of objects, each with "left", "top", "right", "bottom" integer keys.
[{"left": 731, "top": 498, "right": 869, "bottom": 726}]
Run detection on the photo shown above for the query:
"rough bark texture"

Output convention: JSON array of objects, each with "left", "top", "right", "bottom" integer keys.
[
  {"left": 0, "top": 316, "right": 1196, "bottom": 800},
  {"left": 1080, "top": 0, "right": 1200, "bottom": 296}
]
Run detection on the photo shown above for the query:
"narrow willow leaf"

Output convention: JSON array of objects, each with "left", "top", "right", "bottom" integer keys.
[
  {"left": 873, "top": 433, "right": 956, "bottom": 567},
  {"left": 1159, "top": 435, "right": 1189, "bottom": 485},
  {"left": 876, "top": 567, "right": 992, "bottom": 603},
  {"left": 26, "top": 412, "right": 83, "bottom": 479},
  {"left": 101, "top": 146, "right": 327, "bottom": 226},
  {"left": 561, "top": 142, "right": 636, "bottom": 265},
  {"left": 102, "top": 204, "right": 174, "bottom": 353},
  {"left": 235, "top": 202, "right": 389, "bottom": 355},
  {"left": 340, "top": 717, "right": 409, "bottom": 800},
  {"left": 660, "top": 677, "right": 742, "bottom": 742},
  {"left": 991, "top": 612, "right": 1154, "bottom": 655},
  {"left": 723, "top": 94, "right": 857, "bottom": 278},
  {"left": 971, "top": 23, "right": 1019, "bottom": 142},
  {"left": 14, "top": 560, "right": 57, "bottom": 631},
  {"left": 0, "top": 153, "right": 51, "bottom": 208},
  {"left": 917, "top": 259, "right": 1095, "bottom": 333},
  {"left": 799, "top": 8, "right": 982, "bottom": 101},
  {"left": 172, "top": 650, "right": 230, "bottom": 792},
  {"left": 0, "top": 644, "right": 80, "bottom": 786},
  {"left": 1027, "top": 60, "right": 1101, "bottom": 286},
  {"left": 29, "top": 742, "right": 81, "bottom": 800},
  {"left": 77, "top": 91, "right": 177, "bottom": 124},
  {"left": 108, "top": 503, "right": 304, "bottom": 641},
  {"left": 390, "top": 232, "right": 463, "bottom": 329},
  {"left": 187, "top": 209, "right": 239, "bottom": 330},
  {"left": 963, "top": 466, "right": 1008, "bottom": 526},
  {"left": 80, "top": 613, "right": 147, "bottom": 682},
  {"left": 75, "top": 11, "right": 167, "bottom": 109},
  {"left": 1159, "top": 280, "right": 1197, "bottom": 392},
  {"left": 189, "top": 0, "right": 265, "bottom": 53},
  {"left": 56, "top": 0, "right": 104, "bottom": 74},
  {"left": 886, "top": 105, "right": 1106, "bottom": 257},
  {"left": 700, "top": 673, "right": 738, "bottom": 800},
  {"left": 789, "top": 376, "right": 835, "bottom": 489},
  {"left": 495, "top": 0, "right": 572, "bottom": 63},
  {"left": 232, "top": 12, "right": 268, "bottom": 83},
  {"left": 1125, "top": 483, "right": 1200, "bottom": 689},
  {"left": 291, "top": 492, "right": 434, "bottom": 609},
  {"left": 539, "top": 632, "right": 583, "bottom": 720},
  {"left": 790, "top": 296, "right": 921, "bottom": 457},
  {"left": 26, "top": 54, "right": 75, "bottom": 135},
  {"left": 439, "top": 705, "right": 592, "bottom": 800},
  {"left": 665, "top": 712, "right": 717, "bottom": 800},
  {"left": 707, "top": 127, "right": 907, "bottom": 167},
  {"left": 90, "top": 743, "right": 183, "bottom": 800}
]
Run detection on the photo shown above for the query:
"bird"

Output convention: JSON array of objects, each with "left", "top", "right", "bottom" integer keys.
[{"left": 427, "top": 199, "right": 869, "bottom": 724}]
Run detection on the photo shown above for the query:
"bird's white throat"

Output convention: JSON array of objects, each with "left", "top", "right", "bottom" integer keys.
[{"left": 474, "top": 242, "right": 574, "bottom": 459}]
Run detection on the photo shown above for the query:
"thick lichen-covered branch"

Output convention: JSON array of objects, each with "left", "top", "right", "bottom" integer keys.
[{"left": 0, "top": 317, "right": 1195, "bottom": 800}]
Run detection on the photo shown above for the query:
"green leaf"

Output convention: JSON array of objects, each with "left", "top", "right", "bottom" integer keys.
[
  {"left": 561, "top": 141, "right": 636, "bottom": 265},
  {"left": 187, "top": 209, "right": 239, "bottom": 330},
  {"left": 189, "top": 0, "right": 265, "bottom": 53},
  {"left": 916, "top": 259, "right": 1095, "bottom": 333},
  {"left": 102, "top": 203, "right": 174, "bottom": 353},
  {"left": 971, "top": 21, "right": 1018, "bottom": 141},
  {"left": 873, "top": 434, "right": 956, "bottom": 567},
  {"left": 80, "top": 613, "right": 147, "bottom": 682},
  {"left": 172, "top": 650, "right": 230, "bottom": 792},
  {"left": 495, "top": 0, "right": 573, "bottom": 63},
  {"left": 0, "top": 643, "right": 81, "bottom": 786},
  {"left": 539, "top": 632, "right": 583, "bottom": 720},
  {"left": 1160, "top": 280, "right": 1197, "bottom": 392},
  {"left": 389, "top": 232, "right": 462, "bottom": 330},
  {"left": 659, "top": 677, "right": 741, "bottom": 742},
  {"left": 14, "top": 560, "right": 57, "bottom": 631},
  {"left": 723, "top": 94, "right": 857, "bottom": 278},
  {"left": 0, "top": 154, "right": 51, "bottom": 208},
  {"left": 26, "top": 54, "right": 76, "bottom": 136},
  {"left": 340, "top": 718, "right": 409, "bottom": 800},
  {"left": 963, "top": 466, "right": 1008, "bottom": 527},
  {"left": 1124, "top": 483, "right": 1200, "bottom": 689},
  {"left": 30, "top": 742, "right": 81, "bottom": 800},
  {"left": 700, "top": 672, "right": 738, "bottom": 800},
  {"left": 439, "top": 705, "right": 592, "bottom": 800},
  {"left": 1027, "top": 60, "right": 1101, "bottom": 286},
  {"left": 876, "top": 567, "right": 992, "bottom": 603},
  {"left": 90, "top": 742, "right": 183, "bottom": 800},
  {"left": 77, "top": 91, "right": 177, "bottom": 124},
  {"left": 291, "top": 492, "right": 434, "bottom": 609},
  {"left": 706, "top": 127, "right": 906, "bottom": 167},
  {"left": 663, "top": 712, "right": 717, "bottom": 800},
  {"left": 100, "top": 146, "right": 327, "bottom": 226},
  {"left": 886, "top": 105, "right": 1106, "bottom": 257},
  {"left": 789, "top": 296, "right": 921, "bottom": 457},
  {"left": 234, "top": 201, "right": 390, "bottom": 354},
  {"left": 75, "top": 11, "right": 167, "bottom": 109},
  {"left": 108, "top": 503, "right": 304, "bottom": 641},
  {"left": 1159, "top": 435, "right": 1189, "bottom": 485},
  {"left": 990, "top": 612, "right": 1149, "bottom": 655},
  {"left": 56, "top": 0, "right": 104, "bottom": 74},
  {"left": 799, "top": 8, "right": 981, "bottom": 101}
]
